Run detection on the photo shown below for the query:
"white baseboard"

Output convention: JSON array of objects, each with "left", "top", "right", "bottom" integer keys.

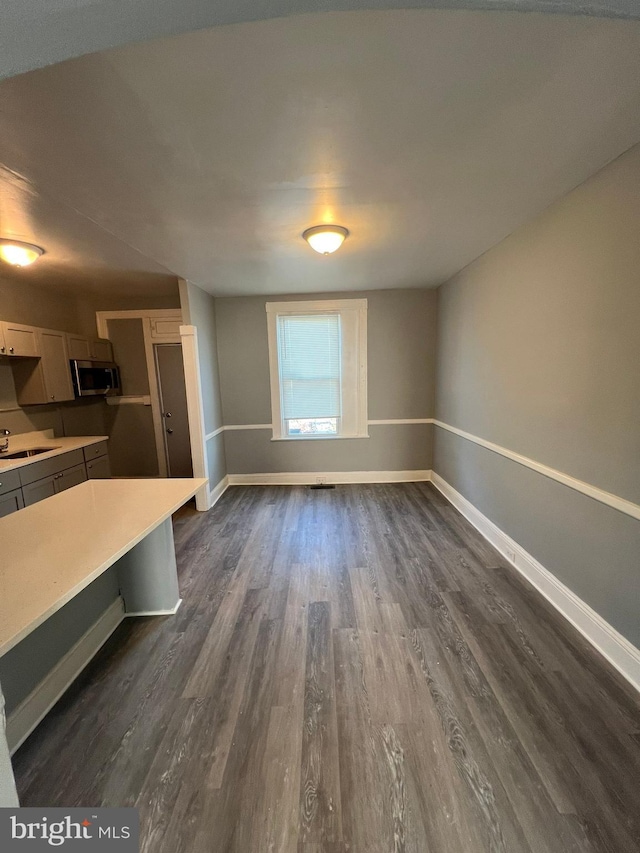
[
  {"left": 124, "top": 598, "right": 182, "bottom": 617},
  {"left": 7, "top": 598, "right": 125, "bottom": 754},
  {"left": 431, "top": 472, "right": 640, "bottom": 693},
  {"left": 227, "top": 469, "right": 432, "bottom": 486},
  {"left": 208, "top": 475, "right": 229, "bottom": 508}
]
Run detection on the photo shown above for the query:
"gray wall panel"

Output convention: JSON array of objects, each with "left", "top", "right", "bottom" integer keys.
[
  {"left": 434, "top": 143, "right": 640, "bottom": 647},
  {"left": 434, "top": 428, "right": 640, "bottom": 646},
  {"left": 0, "top": 568, "right": 121, "bottom": 716},
  {"left": 436, "top": 144, "right": 640, "bottom": 505},
  {"left": 206, "top": 432, "right": 227, "bottom": 488},
  {"left": 216, "top": 289, "right": 437, "bottom": 473},
  {"left": 185, "top": 283, "right": 224, "bottom": 436},
  {"left": 224, "top": 423, "right": 432, "bottom": 475}
]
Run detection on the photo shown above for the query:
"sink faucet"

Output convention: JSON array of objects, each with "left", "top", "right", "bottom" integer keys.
[{"left": 0, "top": 429, "right": 10, "bottom": 453}]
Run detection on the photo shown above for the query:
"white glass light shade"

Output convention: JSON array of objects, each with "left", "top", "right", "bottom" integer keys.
[
  {"left": 0, "top": 240, "right": 44, "bottom": 267},
  {"left": 302, "top": 225, "right": 349, "bottom": 255}
]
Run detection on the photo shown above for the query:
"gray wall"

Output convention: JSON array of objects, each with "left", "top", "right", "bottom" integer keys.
[
  {"left": 434, "top": 142, "right": 640, "bottom": 646},
  {"left": 0, "top": 275, "right": 86, "bottom": 335},
  {"left": 216, "top": 289, "right": 437, "bottom": 474},
  {"left": 76, "top": 291, "right": 180, "bottom": 338},
  {"left": 181, "top": 282, "right": 226, "bottom": 488}
]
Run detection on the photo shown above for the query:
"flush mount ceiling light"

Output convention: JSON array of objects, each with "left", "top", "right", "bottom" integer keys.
[
  {"left": 0, "top": 239, "right": 45, "bottom": 267},
  {"left": 302, "top": 224, "right": 349, "bottom": 255}
]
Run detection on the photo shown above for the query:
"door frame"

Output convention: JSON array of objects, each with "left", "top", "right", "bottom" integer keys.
[{"left": 96, "top": 309, "right": 182, "bottom": 479}]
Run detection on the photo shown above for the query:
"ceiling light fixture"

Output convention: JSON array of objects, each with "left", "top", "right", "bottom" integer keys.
[
  {"left": 302, "top": 224, "right": 349, "bottom": 255},
  {"left": 0, "top": 239, "right": 45, "bottom": 267}
]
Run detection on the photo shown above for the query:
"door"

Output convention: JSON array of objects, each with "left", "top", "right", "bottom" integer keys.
[{"left": 154, "top": 344, "right": 193, "bottom": 478}]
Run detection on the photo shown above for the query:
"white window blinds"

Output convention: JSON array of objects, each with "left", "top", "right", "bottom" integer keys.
[{"left": 276, "top": 313, "right": 342, "bottom": 420}]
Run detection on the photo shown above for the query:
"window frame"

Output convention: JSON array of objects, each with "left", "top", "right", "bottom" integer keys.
[{"left": 266, "top": 298, "right": 368, "bottom": 441}]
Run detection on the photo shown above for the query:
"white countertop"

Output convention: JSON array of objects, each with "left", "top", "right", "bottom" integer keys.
[
  {"left": 0, "top": 430, "right": 108, "bottom": 475},
  {"left": 0, "top": 477, "right": 207, "bottom": 657}
]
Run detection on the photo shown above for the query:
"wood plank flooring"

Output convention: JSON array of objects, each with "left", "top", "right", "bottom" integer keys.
[{"left": 12, "top": 483, "right": 640, "bottom": 852}]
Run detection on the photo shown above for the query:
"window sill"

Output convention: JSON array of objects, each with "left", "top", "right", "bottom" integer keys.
[{"left": 271, "top": 433, "right": 370, "bottom": 442}]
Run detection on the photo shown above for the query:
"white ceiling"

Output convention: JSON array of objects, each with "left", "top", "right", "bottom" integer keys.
[
  {"left": 1, "top": 0, "right": 639, "bottom": 80},
  {"left": 1, "top": 9, "right": 640, "bottom": 297}
]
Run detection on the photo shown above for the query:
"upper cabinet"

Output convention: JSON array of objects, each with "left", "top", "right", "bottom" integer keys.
[
  {"left": 1, "top": 316, "right": 114, "bottom": 405},
  {"left": 66, "top": 334, "right": 113, "bottom": 362},
  {"left": 149, "top": 317, "right": 182, "bottom": 340},
  {"left": 12, "top": 328, "right": 75, "bottom": 405},
  {"left": 0, "top": 321, "right": 41, "bottom": 358},
  {"left": 91, "top": 338, "right": 113, "bottom": 362},
  {"left": 67, "top": 334, "right": 91, "bottom": 361}
]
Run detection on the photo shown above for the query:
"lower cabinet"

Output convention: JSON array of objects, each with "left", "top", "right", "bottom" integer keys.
[
  {"left": 22, "top": 476, "right": 57, "bottom": 507},
  {"left": 14, "top": 443, "right": 110, "bottom": 511},
  {"left": 56, "top": 462, "right": 89, "bottom": 492},
  {"left": 86, "top": 456, "right": 111, "bottom": 479},
  {"left": 0, "top": 488, "right": 24, "bottom": 518}
]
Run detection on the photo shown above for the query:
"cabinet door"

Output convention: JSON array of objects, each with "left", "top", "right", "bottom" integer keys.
[
  {"left": 23, "top": 475, "right": 57, "bottom": 506},
  {"left": 39, "top": 330, "right": 74, "bottom": 402},
  {"left": 67, "top": 334, "right": 91, "bottom": 360},
  {"left": 0, "top": 322, "right": 40, "bottom": 357},
  {"left": 149, "top": 317, "right": 182, "bottom": 340},
  {"left": 0, "top": 488, "right": 24, "bottom": 517},
  {"left": 91, "top": 339, "right": 113, "bottom": 361},
  {"left": 0, "top": 469, "right": 21, "bottom": 497},
  {"left": 55, "top": 462, "right": 88, "bottom": 492},
  {"left": 86, "top": 455, "right": 111, "bottom": 479}
]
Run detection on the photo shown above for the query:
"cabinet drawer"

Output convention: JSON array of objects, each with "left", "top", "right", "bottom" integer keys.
[
  {"left": 0, "top": 468, "right": 21, "bottom": 496},
  {"left": 0, "top": 488, "right": 24, "bottom": 517},
  {"left": 23, "top": 476, "right": 56, "bottom": 506},
  {"left": 56, "top": 463, "right": 88, "bottom": 492},
  {"left": 86, "top": 456, "right": 111, "bottom": 479},
  {"left": 83, "top": 441, "right": 109, "bottom": 462},
  {"left": 19, "top": 449, "right": 85, "bottom": 487}
]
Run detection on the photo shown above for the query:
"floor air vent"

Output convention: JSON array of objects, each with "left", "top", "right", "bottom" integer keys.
[{"left": 309, "top": 483, "right": 336, "bottom": 490}]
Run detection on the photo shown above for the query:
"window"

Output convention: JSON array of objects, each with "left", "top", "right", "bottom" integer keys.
[{"left": 266, "top": 299, "right": 367, "bottom": 440}]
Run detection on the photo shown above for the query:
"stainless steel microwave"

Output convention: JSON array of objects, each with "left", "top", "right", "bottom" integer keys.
[{"left": 70, "top": 360, "right": 121, "bottom": 397}]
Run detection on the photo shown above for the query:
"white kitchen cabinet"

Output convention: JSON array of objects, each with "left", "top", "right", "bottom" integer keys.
[
  {"left": 66, "top": 334, "right": 91, "bottom": 360},
  {"left": 40, "top": 330, "right": 74, "bottom": 402},
  {"left": 66, "top": 334, "right": 113, "bottom": 362},
  {"left": 12, "top": 328, "right": 74, "bottom": 405},
  {"left": 90, "top": 338, "right": 113, "bottom": 361},
  {"left": 0, "top": 321, "right": 40, "bottom": 358},
  {"left": 149, "top": 316, "right": 182, "bottom": 340}
]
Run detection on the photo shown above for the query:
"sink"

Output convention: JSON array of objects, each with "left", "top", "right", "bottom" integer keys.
[{"left": 0, "top": 447, "right": 59, "bottom": 459}]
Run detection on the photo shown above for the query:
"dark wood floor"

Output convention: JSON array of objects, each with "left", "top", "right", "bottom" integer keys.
[{"left": 13, "top": 483, "right": 640, "bottom": 852}]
